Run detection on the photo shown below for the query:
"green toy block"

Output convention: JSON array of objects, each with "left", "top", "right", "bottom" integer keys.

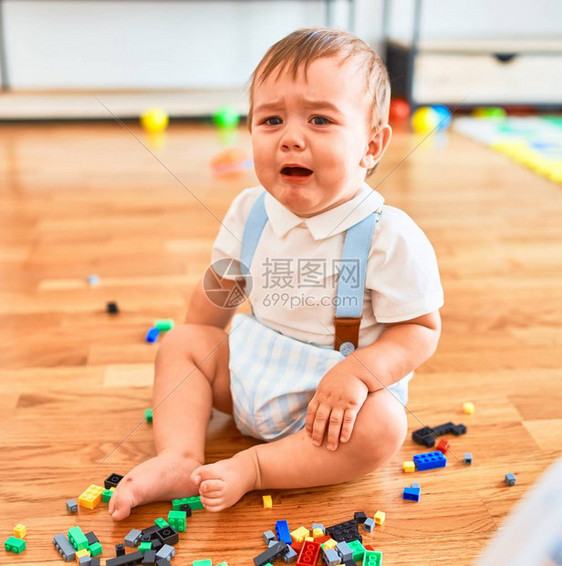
[
  {"left": 185, "top": 495, "right": 204, "bottom": 510},
  {"left": 348, "top": 540, "right": 366, "bottom": 562},
  {"left": 168, "top": 510, "right": 187, "bottom": 532},
  {"left": 155, "top": 517, "right": 169, "bottom": 528},
  {"left": 4, "top": 536, "right": 26, "bottom": 553},
  {"left": 145, "top": 408, "right": 153, "bottom": 423},
  {"left": 216, "top": 563, "right": 229, "bottom": 566},
  {"left": 193, "top": 560, "right": 213, "bottom": 566},
  {"left": 139, "top": 541, "right": 152, "bottom": 554},
  {"left": 89, "top": 541, "right": 103, "bottom": 557},
  {"left": 154, "top": 319, "right": 175, "bottom": 331},
  {"left": 102, "top": 489, "right": 114, "bottom": 503},
  {"left": 68, "top": 526, "right": 89, "bottom": 551},
  {"left": 363, "top": 550, "right": 383, "bottom": 566}
]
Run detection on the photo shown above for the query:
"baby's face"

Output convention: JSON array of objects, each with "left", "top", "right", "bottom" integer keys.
[{"left": 251, "top": 56, "right": 380, "bottom": 217}]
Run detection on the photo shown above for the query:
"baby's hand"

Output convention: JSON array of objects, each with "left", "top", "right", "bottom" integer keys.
[{"left": 305, "top": 364, "right": 369, "bottom": 451}]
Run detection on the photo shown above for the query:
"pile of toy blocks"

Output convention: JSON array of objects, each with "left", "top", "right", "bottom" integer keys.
[{"left": 254, "top": 513, "right": 384, "bottom": 566}]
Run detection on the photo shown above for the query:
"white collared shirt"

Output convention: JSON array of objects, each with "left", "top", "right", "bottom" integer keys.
[{"left": 211, "top": 183, "right": 444, "bottom": 348}]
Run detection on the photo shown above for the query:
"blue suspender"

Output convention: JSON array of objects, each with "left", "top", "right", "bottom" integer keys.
[{"left": 240, "top": 190, "right": 380, "bottom": 354}]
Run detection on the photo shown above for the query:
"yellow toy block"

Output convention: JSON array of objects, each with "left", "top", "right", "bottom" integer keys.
[
  {"left": 290, "top": 526, "right": 310, "bottom": 543},
  {"left": 75, "top": 549, "right": 90, "bottom": 562},
  {"left": 262, "top": 495, "right": 273, "bottom": 509},
  {"left": 322, "top": 538, "right": 337, "bottom": 550},
  {"left": 403, "top": 461, "right": 415, "bottom": 473},
  {"left": 312, "top": 528, "right": 324, "bottom": 537},
  {"left": 304, "top": 536, "right": 314, "bottom": 542},
  {"left": 463, "top": 401, "right": 475, "bottom": 415},
  {"left": 13, "top": 524, "right": 26, "bottom": 539},
  {"left": 78, "top": 484, "right": 104, "bottom": 509},
  {"left": 374, "top": 510, "right": 386, "bottom": 525}
]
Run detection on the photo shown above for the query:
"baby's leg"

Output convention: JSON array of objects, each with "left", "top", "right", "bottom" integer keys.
[
  {"left": 109, "top": 324, "right": 232, "bottom": 520},
  {"left": 191, "top": 387, "right": 407, "bottom": 511}
]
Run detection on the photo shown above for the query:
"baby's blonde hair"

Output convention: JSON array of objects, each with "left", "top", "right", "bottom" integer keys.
[{"left": 247, "top": 27, "right": 391, "bottom": 140}]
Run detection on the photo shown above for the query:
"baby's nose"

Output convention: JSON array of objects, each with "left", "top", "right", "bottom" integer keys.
[{"left": 280, "top": 125, "right": 306, "bottom": 151}]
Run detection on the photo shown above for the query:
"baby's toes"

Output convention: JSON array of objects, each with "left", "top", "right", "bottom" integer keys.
[{"left": 200, "top": 479, "right": 224, "bottom": 495}]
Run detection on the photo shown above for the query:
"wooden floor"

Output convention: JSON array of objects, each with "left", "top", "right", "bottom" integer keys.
[{"left": 1, "top": 120, "right": 561, "bottom": 566}]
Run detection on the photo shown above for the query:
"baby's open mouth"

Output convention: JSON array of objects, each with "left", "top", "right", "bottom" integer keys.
[{"left": 280, "top": 166, "right": 313, "bottom": 177}]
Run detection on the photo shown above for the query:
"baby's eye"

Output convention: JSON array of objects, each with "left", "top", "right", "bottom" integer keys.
[
  {"left": 311, "top": 116, "right": 331, "bottom": 126},
  {"left": 264, "top": 117, "right": 282, "bottom": 126}
]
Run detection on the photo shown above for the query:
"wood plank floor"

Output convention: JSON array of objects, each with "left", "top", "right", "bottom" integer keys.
[{"left": 1, "top": 120, "right": 561, "bottom": 565}]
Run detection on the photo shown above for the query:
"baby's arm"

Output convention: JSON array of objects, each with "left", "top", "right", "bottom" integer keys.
[
  {"left": 306, "top": 310, "right": 441, "bottom": 450},
  {"left": 184, "top": 269, "right": 241, "bottom": 329}
]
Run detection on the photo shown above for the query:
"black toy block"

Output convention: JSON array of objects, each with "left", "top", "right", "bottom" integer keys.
[
  {"left": 412, "top": 422, "right": 467, "bottom": 447},
  {"left": 104, "top": 473, "right": 124, "bottom": 489}
]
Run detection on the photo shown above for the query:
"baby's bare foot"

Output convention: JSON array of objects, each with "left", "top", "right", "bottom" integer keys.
[
  {"left": 190, "top": 449, "right": 260, "bottom": 512},
  {"left": 109, "top": 452, "right": 202, "bottom": 521}
]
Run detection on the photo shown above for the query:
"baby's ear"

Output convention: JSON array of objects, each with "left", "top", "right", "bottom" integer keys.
[{"left": 360, "top": 124, "right": 392, "bottom": 169}]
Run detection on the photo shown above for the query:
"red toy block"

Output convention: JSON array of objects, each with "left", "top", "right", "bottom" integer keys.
[
  {"left": 314, "top": 535, "right": 331, "bottom": 544},
  {"left": 364, "top": 544, "right": 376, "bottom": 551},
  {"left": 296, "top": 540, "right": 321, "bottom": 566},
  {"left": 291, "top": 542, "right": 303, "bottom": 553},
  {"left": 436, "top": 438, "right": 450, "bottom": 454}
]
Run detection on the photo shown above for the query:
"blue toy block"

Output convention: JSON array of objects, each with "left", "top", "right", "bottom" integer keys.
[
  {"left": 275, "top": 520, "right": 292, "bottom": 544},
  {"left": 413, "top": 450, "right": 447, "bottom": 471},
  {"left": 146, "top": 327, "right": 160, "bottom": 343},
  {"left": 403, "top": 486, "right": 421, "bottom": 501},
  {"left": 464, "top": 453, "right": 473, "bottom": 465},
  {"left": 363, "top": 517, "right": 375, "bottom": 532},
  {"left": 505, "top": 473, "right": 516, "bottom": 486},
  {"left": 411, "top": 482, "right": 421, "bottom": 489}
]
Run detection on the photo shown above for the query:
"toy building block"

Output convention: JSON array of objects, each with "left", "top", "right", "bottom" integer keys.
[
  {"left": 291, "top": 526, "right": 310, "bottom": 543},
  {"left": 54, "top": 533, "right": 76, "bottom": 561},
  {"left": 363, "top": 549, "right": 383, "bottom": 566},
  {"left": 373, "top": 511, "right": 386, "bottom": 526},
  {"left": 312, "top": 523, "right": 325, "bottom": 536},
  {"left": 363, "top": 518, "right": 375, "bottom": 532},
  {"left": 464, "top": 453, "right": 473, "bottom": 465},
  {"left": 68, "top": 526, "right": 89, "bottom": 551},
  {"left": 323, "top": 547, "right": 341, "bottom": 566},
  {"left": 411, "top": 482, "right": 421, "bottom": 490},
  {"left": 115, "top": 543, "right": 126, "bottom": 556},
  {"left": 167, "top": 510, "right": 187, "bottom": 532},
  {"left": 146, "top": 327, "right": 160, "bottom": 343},
  {"left": 263, "top": 530, "right": 276, "bottom": 544},
  {"left": 172, "top": 497, "right": 193, "bottom": 510},
  {"left": 216, "top": 563, "right": 230, "bottom": 566},
  {"left": 91, "top": 559, "right": 101, "bottom": 566},
  {"left": 66, "top": 498, "right": 79, "bottom": 513},
  {"left": 155, "top": 526, "right": 179, "bottom": 546},
  {"left": 102, "top": 489, "right": 114, "bottom": 503},
  {"left": 463, "top": 401, "right": 475, "bottom": 414},
  {"left": 87, "top": 274, "right": 100, "bottom": 286},
  {"left": 403, "top": 487, "right": 421, "bottom": 502},
  {"left": 124, "top": 528, "right": 143, "bottom": 547},
  {"left": 107, "top": 301, "right": 119, "bottom": 314},
  {"left": 75, "top": 549, "right": 91, "bottom": 561},
  {"left": 85, "top": 531, "right": 99, "bottom": 546},
  {"left": 275, "top": 520, "right": 292, "bottom": 544},
  {"left": 413, "top": 451, "right": 447, "bottom": 471},
  {"left": 142, "top": 550, "right": 157, "bottom": 564},
  {"left": 4, "top": 535, "right": 26, "bottom": 553},
  {"left": 326, "top": 519, "right": 362, "bottom": 543},
  {"left": 139, "top": 541, "right": 153, "bottom": 553},
  {"left": 322, "top": 538, "right": 337, "bottom": 550},
  {"left": 78, "top": 484, "right": 105, "bottom": 509},
  {"left": 282, "top": 546, "right": 298, "bottom": 563},
  {"left": 412, "top": 422, "right": 466, "bottom": 447},
  {"left": 254, "top": 541, "right": 289, "bottom": 566},
  {"left": 156, "top": 544, "right": 175, "bottom": 560},
  {"left": 436, "top": 438, "right": 450, "bottom": 454},
  {"left": 505, "top": 473, "right": 516, "bottom": 486},
  {"left": 347, "top": 540, "right": 366, "bottom": 562},
  {"left": 353, "top": 512, "right": 367, "bottom": 524},
  {"left": 156, "top": 559, "right": 171, "bottom": 566},
  {"left": 193, "top": 560, "right": 213, "bottom": 566},
  {"left": 336, "top": 541, "right": 353, "bottom": 562},
  {"left": 144, "top": 408, "right": 153, "bottom": 423},
  {"left": 179, "top": 495, "right": 204, "bottom": 510},
  {"left": 296, "top": 540, "right": 321, "bottom": 566},
  {"left": 155, "top": 518, "right": 169, "bottom": 529},
  {"left": 89, "top": 542, "right": 103, "bottom": 557},
  {"left": 106, "top": 551, "right": 144, "bottom": 566},
  {"left": 262, "top": 494, "right": 273, "bottom": 508},
  {"left": 154, "top": 319, "right": 175, "bottom": 332},
  {"left": 13, "top": 524, "right": 26, "bottom": 538},
  {"left": 104, "top": 473, "right": 124, "bottom": 489},
  {"left": 402, "top": 461, "right": 415, "bottom": 473}
]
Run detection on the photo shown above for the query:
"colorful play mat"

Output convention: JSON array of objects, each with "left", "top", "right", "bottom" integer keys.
[{"left": 453, "top": 116, "right": 562, "bottom": 185}]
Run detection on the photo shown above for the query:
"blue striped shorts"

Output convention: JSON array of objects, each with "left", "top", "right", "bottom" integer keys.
[{"left": 228, "top": 313, "right": 411, "bottom": 441}]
